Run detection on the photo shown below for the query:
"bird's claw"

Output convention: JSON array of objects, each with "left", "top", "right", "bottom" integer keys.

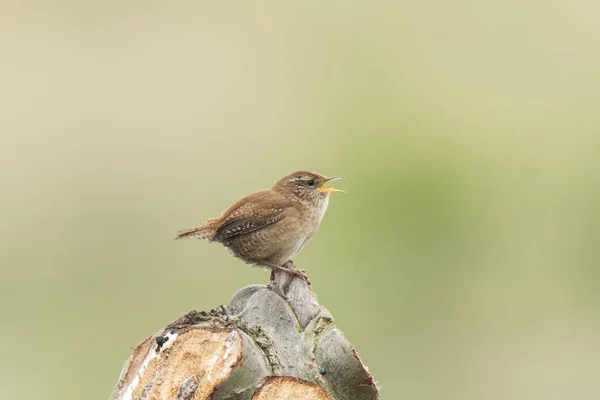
[{"left": 291, "top": 268, "right": 311, "bottom": 285}]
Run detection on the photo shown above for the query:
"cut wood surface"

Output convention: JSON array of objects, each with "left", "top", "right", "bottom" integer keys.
[
  {"left": 252, "top": 377, "right": 332, "bottom": 399},
  {"left": 110, "top": 269, "right": 380, "bottom": 400}
]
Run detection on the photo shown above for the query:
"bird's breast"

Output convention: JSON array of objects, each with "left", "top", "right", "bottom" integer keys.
[
  {"left": 314, "top": 195, "right": 330, "bottom": 226},
  {"left": 289, "top": 196, "right": 329, "bottom": 257}
]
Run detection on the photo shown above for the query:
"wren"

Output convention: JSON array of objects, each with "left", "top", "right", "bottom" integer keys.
[{"left": 176, "top": 170, "right": 344, "bottom": 287}]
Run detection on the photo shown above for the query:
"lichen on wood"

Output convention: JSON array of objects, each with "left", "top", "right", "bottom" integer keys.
[{"left": 110, "top": 269, "right": 379, "bottom": 400}]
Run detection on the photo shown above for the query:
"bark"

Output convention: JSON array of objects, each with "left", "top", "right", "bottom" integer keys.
[{"left": 110, "top": 270, "right": 380, "bottom": 400}]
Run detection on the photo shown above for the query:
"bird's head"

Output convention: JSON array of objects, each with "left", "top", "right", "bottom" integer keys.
[{"left": 272, "top": 170, "right": 344, "bottom": 205}]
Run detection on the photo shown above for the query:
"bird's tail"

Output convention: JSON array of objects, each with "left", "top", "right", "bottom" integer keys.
[{"left": 175, "top": 226, "right": 214, "bottom": 240}]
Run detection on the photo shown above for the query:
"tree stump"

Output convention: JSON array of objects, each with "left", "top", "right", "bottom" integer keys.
[{"left": 110, "top": 270, "right": 379, "bottom": 400}]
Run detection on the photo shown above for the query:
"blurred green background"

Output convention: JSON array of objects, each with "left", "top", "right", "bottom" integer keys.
[{"left": 1, "top": 1, "right": 599, "bottom": 399}]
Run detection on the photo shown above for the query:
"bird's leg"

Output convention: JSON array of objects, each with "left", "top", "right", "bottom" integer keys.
[
  {"left": 282, "top": 260, "right": 311, "bottom": 285},
  {"left": 281, "top": 260, "right": 309, "bottom": 277},
  {"left": 264, "top": 261, "right": 311, "bottom": 299},
  {"left": 268, "top": 262, "right": 311, "bottom": 285}
]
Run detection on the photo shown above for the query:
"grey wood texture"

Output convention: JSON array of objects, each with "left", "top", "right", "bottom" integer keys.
[{"left": 110, "top": 271, "right": 379, "bottom": 400}]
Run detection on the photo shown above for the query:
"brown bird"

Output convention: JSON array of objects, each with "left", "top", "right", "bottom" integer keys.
[{"left": 175, "top": 170, "right": 344, "bottom": 286}]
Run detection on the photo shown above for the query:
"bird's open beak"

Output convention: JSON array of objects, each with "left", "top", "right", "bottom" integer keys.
[{"left": 318, "top": 176, "right": 345, "bottom": 193}]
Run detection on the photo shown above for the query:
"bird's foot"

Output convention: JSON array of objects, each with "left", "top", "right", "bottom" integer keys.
[
  {"left": 281, "top": 260, "right": 311, "bottom": 285},
  {"left": 285, "top": 267, "right": 311, "bottom": 285},
  {"left": 267, "top": 261, "right": 312, "bottom": 286}
]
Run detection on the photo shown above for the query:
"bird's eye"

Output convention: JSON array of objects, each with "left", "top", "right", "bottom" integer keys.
[{"left": 306, "top": 179, "right": 315, "bottom": 187}]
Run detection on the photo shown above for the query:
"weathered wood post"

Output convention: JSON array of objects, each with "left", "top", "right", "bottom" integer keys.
[{"left": 110, "top": 270, "right": 379, "bottom": 400}]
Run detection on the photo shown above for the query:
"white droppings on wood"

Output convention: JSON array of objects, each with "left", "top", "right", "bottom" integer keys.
[
  {"left": 205, "top": 332, "right": 222, "bottom": 380},
  {"left": 223, "top": 330, "right": 238, "bottom": 360}
]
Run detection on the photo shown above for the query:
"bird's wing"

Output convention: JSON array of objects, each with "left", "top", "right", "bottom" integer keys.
[{"left": 214, "top": 190, "right": 291, "bottom": 241}]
